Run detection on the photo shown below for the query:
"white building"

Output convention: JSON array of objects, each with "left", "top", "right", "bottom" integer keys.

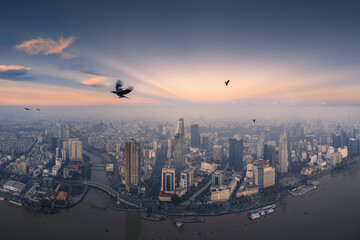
[
  {"left": 68, "top": 138, "right": 83, "bottom": 162},
  {"left": 211, "top": 180, "right": 237, "bottom": 202},
  {"left": 338, "top": 147, "right": 348, "bottom": 159},
  {"left": 200, "top": 161, "right": 216, "bottom": 173},
  {"left": 330, "top": 152, "right": 342, "bottom": 166}
]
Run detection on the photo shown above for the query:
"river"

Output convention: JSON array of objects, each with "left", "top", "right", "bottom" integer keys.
[{"left": 1, "top": 161, "right": 360, "bottom": 240}]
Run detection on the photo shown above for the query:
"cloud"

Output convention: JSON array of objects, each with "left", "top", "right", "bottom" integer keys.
[
  {"left": 69, "top": 92, "right": 82, "bottom": 97},
  {"left": 60, "top": 63, "right": 105, "bottom": 76},
  {"left": 81, "top": 76, "right": 110, "bottom": 87},
  {"left": 15, "top": 36, "right": 77, "bottom": 58},
  {"left": 0, "top": 65, "right": 32, "bottom": 80}
]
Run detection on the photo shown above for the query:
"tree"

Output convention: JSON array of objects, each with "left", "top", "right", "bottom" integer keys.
[{"left": 171, "top": 194, "right": 181, "bottom": 205}]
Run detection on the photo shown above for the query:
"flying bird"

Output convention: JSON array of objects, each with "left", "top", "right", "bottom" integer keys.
[
  {"left": 24, "top": 107, "right": 31, "bottom": 111},
  {"left": 111, "top": 80, "right": 134, "bottom": 99},
  {"left": 225, "top": 80, "right": 230, "bottom": 86}
]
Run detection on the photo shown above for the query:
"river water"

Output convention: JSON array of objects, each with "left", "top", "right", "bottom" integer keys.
[{"left": 1, "top": 160, "right": 360, "bottom": 240}]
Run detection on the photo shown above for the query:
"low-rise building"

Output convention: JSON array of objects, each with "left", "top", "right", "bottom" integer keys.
[
  {"left": 211, "top": 179, "right": 237, "bottom": 202},
  {"left": 3, "top": 180, "right": 26, "bottom": 193},
  {"left": 236, "top": 184, "right": 259, "bottom": 197}
]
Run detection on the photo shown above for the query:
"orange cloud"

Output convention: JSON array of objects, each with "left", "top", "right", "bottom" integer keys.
[
  {"left": 81, "top": 76, "right": 110, "bottom": 87},
  {"left": 0, "top": 65, "right": 31, "bottom": 72},
  {"left": 69, "top": 92, "right": 81, "bottom": 97},
  {"left": 15, "top": 36, "right": 76, "bottom": 58}
]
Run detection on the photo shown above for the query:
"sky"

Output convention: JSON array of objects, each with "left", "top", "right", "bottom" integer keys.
[{"left": 1, "top": 0, "right": 360, "bottom": 119}]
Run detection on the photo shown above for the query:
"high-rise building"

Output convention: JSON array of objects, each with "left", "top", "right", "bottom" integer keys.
[
  {"left": 277, "top": 132, "right": 288, "bottom": 173},
  {"left": 125, "top": 139, "right": 141, "bottom": 191},
  {"left": 229, "top": 138, "right": 243, "bottom": 171},
  {"left": 61, "top": 127, "right": 70, "bottom": 139},
  {"left": 263, "top": 166, "right": 275, "bottom": 188},
  {"left": 347, "top": 138, "right": 360, "bottom": 156},
  {"left": 161, "top": 167, "right": 175, "bottom": 193},
  {"left": 68, "top": 139, "right": 83, "bottom": 162},
  {"left": 264, "top": 141, "right": 276, "bottom": 167},
  {"left": 55, "top": 147, "right": 59, "bottom": 159},
  {"left": 180, "top": 169, "right": 194, "bottom": 192},
  {"left": 191, "top": 124, "right": 200, "bottom": 148},
  {"left": 332, "top": 134, "right": 342, "bottom": 149},
  {"left": 254, "top": 165, "right": 264, "bottom": 188},
  {"left": 213, "top": 145, "right": 223, "bottom": 161},
  {"left": 212, "top": 170, "right": 224, "bottom": 187},
  {"left": 61, "top": 149, "right": 67, "bottom": 161},
  {"left": 174, "top": 118, "right": 185, "bottom": 172},
  {"left": 106, "top": 140, "right": 113, "bottom": 153},
  {"left": 116, "top": 143, "right": 121, "bottom": 154},
  {"left": 256, "top": 141, "right": 264, "bottom": 159},
  {"left": 202, "top": 136, "right": 210, "bottom": 150},
  {"left": 330, "top": 152, "right": 342, "bottom": 166},
  {"left": 166, "top": 139, "right": 172, "bottom": 159},
  {"left": 254, "top": 162, "right": 275, "bottom": 188}
]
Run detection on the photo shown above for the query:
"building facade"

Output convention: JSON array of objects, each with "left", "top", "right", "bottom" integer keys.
[
  {"left": 125, "top": 139, "right": 141, "bottom": 191},
  {"left": 229, "top": 138, "right": 244, "bottom": 171}
]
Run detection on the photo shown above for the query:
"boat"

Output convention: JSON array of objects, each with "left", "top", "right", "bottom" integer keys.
[
  {"left": 173, "top": 217, "right": 205, "bottom": 225},
  {"left": 250, "top": 213, "right": 261, "bottom": 220},
  {"left": 8, "top": 199, "right": 23, "bottom": 206},
  {"left": 0, "top": 195, "right": 4, "bottom": 201},
  {"left": 266, "top": 209, "right": 274, "bottom": 214},
  {"left": 175, "top": 221, "right": 183, "bottom": 227},
  {"left": 143, "top": 214, "right": 167, "bottom": 221}
]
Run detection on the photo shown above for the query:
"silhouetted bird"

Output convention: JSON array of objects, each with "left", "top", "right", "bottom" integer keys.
[
  {"left": 225, "top": 80, "right": 230, "bottom": 86},
  {"left": 36, "top": 109, "right": 40, "bottom": 111},
  {"left": 24, "top": 107, "right": 31, "bottom": 110},
  {"left": 253, "top": 119, "right": 256, "bottom": 123},
  {"left": 111, "top": 80, "right": 133, "bottom": 99}
]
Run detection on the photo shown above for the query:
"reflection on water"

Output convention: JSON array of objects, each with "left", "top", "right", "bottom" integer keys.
[
  {"left": 125, "top": 211, "right": 141, "bottom": 240},
  {"left": 0, "top": 163, "right": 360, "bottom": 240}
]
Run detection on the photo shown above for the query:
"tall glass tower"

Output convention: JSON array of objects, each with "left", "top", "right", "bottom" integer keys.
[
  {"left": 229, "top": 138, "right": 243, "bottom": 171},
  {"left": 278, "top": 132, "right": 289, "bottom": 173},
  {"left": 174, "top": 118, "right": 185, "bottom": 172},
  {"left": 191, "top": 124, "right": 200, "bottom": 148}
]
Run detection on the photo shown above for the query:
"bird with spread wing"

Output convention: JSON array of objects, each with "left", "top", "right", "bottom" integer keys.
[{"left": 111, "top": 80, "right": 134, "bottom": 99}]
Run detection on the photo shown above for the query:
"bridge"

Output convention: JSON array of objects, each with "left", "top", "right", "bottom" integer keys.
[{"left": 81, "top": 181, "right": 139, "bottom": 208}]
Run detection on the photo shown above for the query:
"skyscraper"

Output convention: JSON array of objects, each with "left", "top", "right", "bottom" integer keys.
[
  {"left": 174, "top": 118, "right": 185, "bottom": 172},
  {"left": 68, "top": 138, "right": 82, "bottom": 162},
  {"left": 264, "top": 141, "right": 276, "bottom": 167},
  {"left": 201, "top": 136, "right": 210, "bottom": 150},
  {"left": 254, "top": 163, "right": 275, "bottom": 189},
  {"left": 191, "top": 124, "right": 200, "bottom": 148},
  {"left": 332, "top": 134, "right": 342, "bottom": 149},
  {"left": 125, "top": 139, "right": 141, "bottom": 191},
  {"left": 277, "top": 132, "right": 289, "bottom": 173},
  {"left": 213, "top": 145, "right": 223, "bottom": 161},
  {"left": 106, "top": 140, "right": 113, "bottom": 153},
  {"left": 229, "top": 138, "right": 243, "bottom": 171},
  {"left": 161, "top": 168, "right": 175, "bottom": 193}
]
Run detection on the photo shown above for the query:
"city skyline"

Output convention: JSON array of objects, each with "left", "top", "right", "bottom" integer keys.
[{"left": 1, "top": 0, "right": 360, "bottom": 110}]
